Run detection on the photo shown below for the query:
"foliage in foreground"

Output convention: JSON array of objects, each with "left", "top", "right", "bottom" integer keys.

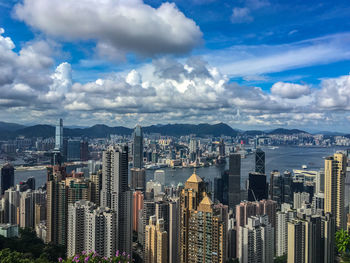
[
  {"left": 336, "top": 229, "right": 350, "bottom": 262},
  {"left": 0, "top": 228, "right": 65, "bottom": 262},
  {"left": 60, "top": 251, "right": 131, "bottom": 263}
]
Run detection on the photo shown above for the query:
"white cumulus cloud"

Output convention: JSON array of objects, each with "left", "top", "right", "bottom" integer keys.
[
  {"left": 271, "top": 82, "right": 310, "bottom": 99},
  {"left": 14, "top": 0, "right": 202, "bottom": 58}
]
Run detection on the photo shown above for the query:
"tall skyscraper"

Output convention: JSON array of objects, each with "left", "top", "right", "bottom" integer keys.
[
  {"left": 55, "top": 118, "right": 63, "bottom": 152},
  {"left": 324, "top": 152, "right": 346, "bottom": 230},
  {"left": 46, "top": 165, "right": 67, "bottom": 245},
  {"left": 131, "top": 168, "right": 146, "bottom": 191},
  {"left": 1, "top": 163, "right": 15, "bottom": 195},
  {"left": 67, "top": 139, "right": 81, "bottom": 162},
  {"left": 144, "top": 216, "right": 168, "bottom": 263},
  {"left": 80, "top": 140, "right": 89, "bottom": 161},
  {"left": 180, "top": 171, "right": 227, "bottom": 263},
  {"left": 168, "top": 199, "right": 180, "bottom": 263},
  {"left": 247, "top": 172, "right": 268, "bottom": 201},
  {"left": 255, "top": 148, "right": 265, "bottom": 174},
  {"left": 133, "top": 125, "right": 143, "bottom": 169},
  {"left": 228, "top": 154, "right": 241, "bottom": 209},
  {"left": 238, "top": 215, "right": 274, "bottom": 263},
  {"left": 100, "top": 146, "right": 133, "bottom": 256}
]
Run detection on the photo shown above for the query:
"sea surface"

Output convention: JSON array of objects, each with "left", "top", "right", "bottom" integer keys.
[{"left": 7, "top": 146, "right": 349, "bottom": 190}]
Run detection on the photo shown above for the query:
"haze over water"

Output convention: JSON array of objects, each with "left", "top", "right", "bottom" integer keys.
[{"left": 9, "top": 146, "right": 346, "bottom": 190}]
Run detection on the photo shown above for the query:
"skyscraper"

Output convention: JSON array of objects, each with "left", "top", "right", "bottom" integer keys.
[
  {"left": 324, "top": 152, "right": 346, "bottom": 230},
  {"left": 55, "top": 118, "right": 63, "bottom": 153},
  {"left": 100, "top": 146, "right": 133, "bottom": 256},
  {"left": 67, "top": 139, "right": 81, "bottom": 162},
  {"left": 168, "top": 199, "right": 180, "bottom": 263},
  {"left": 144, "top": 216, "right": 168, "bottom": 263},
  {"left": 46, "top": 165, "right": 67, "bottom": 245},
  {"left": 131, "top": 168, "right": 146, "bottom": 191},
  {"left": 1, "top": 163, "right": 15, "bottom": 195},
  {"left": 247, "top": 172, "right": 268, "bottom": 201},
  {"left": 80, "top": 140, "right": 89, "bottom": 161},
  {"left": 255, "top": 148, "right": 265, "bottom": 174},
  {"left": 180, "top": 171, "right": 227, "bottom": 263},
  {"left": 133, "top": 125, "right": 143, "bottom": 169},
  {"left": 228, "top": 154, "right": 241, "bottom": 209}
]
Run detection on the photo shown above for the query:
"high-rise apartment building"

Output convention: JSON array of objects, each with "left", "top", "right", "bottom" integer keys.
[
  {"left": 100, "top": 146, "right": 133, "bottom": 256},
  {"left": 65, "top": 177, "right": 92, "bottom": 204},
  {"left": 133, "top": 191, "right": 144, "bottom": 232},
  {"left": 228, "top": 154, "right": 241, "bottom": 210},
  {"left": 287, "top": 213, "right": 334, "bottom": 263},
  {"left": 324, "top": 152, "right": 346, "bottom": 230},
  {"left": 19, "top": 190, "right": 35, "bottom": 228},
  {"left": 180, "top": 171, "right": 227, "bottom": 263},
  {"left": 315, "top": 169, "right": 325, "bottom": 195},
  {"left": 144, "top": 216, "right": 168, "bottom": 263},
  {"left": 46, "top": 165, "right": 67, "bottom": 245},
  {"left": 276, "top": 208, "right": 296, "bottom": 257},
  {"left": 67, "top": 200, "right": 117, "bottom": 258},
  {"left": 154, "top": 170, "right": 165, "bottom": 185},
  {"left": 139, "top": 200, "right": 156, "bottom": 247},
  {"left": 255, "top": 148, "right": 265, "bottom": 174},
  {"left": 1, "top": 163, "right": 15, "bottom": 195},
  {"left": 169, "top": 199, "right": 180, "bottom": 263},
  {"left": 293, "top": 192, "right": 310, "bottom": 209},
  {"left": 133, "top": 125, "right": 143, "bottom": 169},
  {"left": 238, "top": 215, "right": 274, "bottom": 263},
  {"left": 90, "top": 172, "right": 102, "bottom": 206},
  {"left": 235, "top": 200, "right": 277, "bottom": 257}
]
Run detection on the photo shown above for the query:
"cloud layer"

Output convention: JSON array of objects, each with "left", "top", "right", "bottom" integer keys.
[
  {"left": 14, "top": 0, "right": 202, "bottom": 58},
  {"left": 1, "top": 27, "right": 350, "bottom": 131}
]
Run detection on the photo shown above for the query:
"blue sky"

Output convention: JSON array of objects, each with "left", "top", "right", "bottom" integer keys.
[{"left": 0, "top": 0, "right": 350, "bottom": 132}]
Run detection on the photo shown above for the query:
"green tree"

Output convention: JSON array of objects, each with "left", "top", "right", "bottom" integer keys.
[
  {"left": 274, "top": 254, "right": 287, "bottom": 263},
  {"left": 336, "top": 229, "right": 350, "bottom": 254}
]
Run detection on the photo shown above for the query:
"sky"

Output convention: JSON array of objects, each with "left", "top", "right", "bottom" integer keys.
[{"left": 1, "top": 0, "right": 350, "bottom": 132}]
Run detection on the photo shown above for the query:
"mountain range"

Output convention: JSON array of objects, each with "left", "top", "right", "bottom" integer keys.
[{"left": 0, "top": 121, "right": 320, "bottom": 139}]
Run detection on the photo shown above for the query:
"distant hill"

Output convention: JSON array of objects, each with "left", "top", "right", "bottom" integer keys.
[
  {"left": 243, "top": 130, "right": 266, "bottom": 136},
  {"left": 0, "top": 121, "right": 26, "bottom": 131},
  {"left": 143, "top": 123, "right": 239, "bottom": 137},
  {"left": 0, "top": 121, "right": 321, "bottom": 139},
  {"left": 267, "top": 128, "right": 309, "bottom": 135},
  {"left": 0, "top": 122, "right": 238, "bottom": 139}
]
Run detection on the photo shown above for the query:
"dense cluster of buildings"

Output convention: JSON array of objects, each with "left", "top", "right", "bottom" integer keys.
[{"left": 0, "top": 118, "right": 350, "bottom": 263}]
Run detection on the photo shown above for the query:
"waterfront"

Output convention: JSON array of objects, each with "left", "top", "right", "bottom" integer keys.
[{"left": 9, "top": 146, "right": 349, "bottom": 190}]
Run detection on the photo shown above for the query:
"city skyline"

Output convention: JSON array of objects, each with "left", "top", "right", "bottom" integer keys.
[{"left": 0, "top": 1, "right": 350, "bottom": 131}]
